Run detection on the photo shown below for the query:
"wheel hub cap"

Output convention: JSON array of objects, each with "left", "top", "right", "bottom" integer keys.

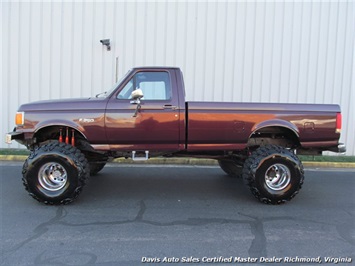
[
  {"left": 38, "top": 163, "right": 68, "bottom": 191},
  {"left": 265, "top": 163, "right": 291, "bottom": 191}
]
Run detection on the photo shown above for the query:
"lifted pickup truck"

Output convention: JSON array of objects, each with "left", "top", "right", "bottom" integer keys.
[{"left": 6, "top": 67, "right": 346, "bottom": 205}]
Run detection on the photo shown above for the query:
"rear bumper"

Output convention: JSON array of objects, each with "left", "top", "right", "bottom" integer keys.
[{"left": 328, "top": 143, "right": 346, "bottom": 153}]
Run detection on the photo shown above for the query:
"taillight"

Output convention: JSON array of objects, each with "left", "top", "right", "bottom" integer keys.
[
  {"left": 336, "top": 113, "right": 342, "bottom": 134},
  {"left": 15, "top": 112, "right": 25, "bottom": 126}
]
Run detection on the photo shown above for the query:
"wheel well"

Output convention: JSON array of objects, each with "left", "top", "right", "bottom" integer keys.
[
  {"left": 34, "top": 126, "right": 86, "bottom": 145},
  {"left": 248, "top": 126, "right": 300, "bottom": 149},
  {"left": 34, "top": 126, "right": 108, "bottom": 162}
]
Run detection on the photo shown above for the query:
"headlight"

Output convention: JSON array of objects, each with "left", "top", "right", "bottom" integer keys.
[{"left": 15, "top": 112, "right": 25, "bottom": 126}]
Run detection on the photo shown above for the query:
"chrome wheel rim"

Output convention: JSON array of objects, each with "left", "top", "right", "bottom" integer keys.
[
  {"left": 38, "top": 162, "right": 68, "bottom": 191},
  {"left": 264, "top": 163, "right": 291, "bottom": 191}
]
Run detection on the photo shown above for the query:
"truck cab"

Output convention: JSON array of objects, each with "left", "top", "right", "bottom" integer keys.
[{"left": 104, "top": 67, "right": 186, "bottom": 151}]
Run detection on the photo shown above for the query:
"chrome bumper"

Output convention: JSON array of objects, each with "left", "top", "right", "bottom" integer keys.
[
  {"left": 337, "top": 143, "right": 347, "bottom": 153},
  {"left": 328, "top": 143, "right": 346, "bottom": 153},
  {"left": 5, "top": 131, "right": 24, "bottom": 144}
]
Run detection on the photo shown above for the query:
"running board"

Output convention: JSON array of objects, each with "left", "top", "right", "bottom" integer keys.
[{"left": 132, "top": 151, "right": 149, "bottom": 161}]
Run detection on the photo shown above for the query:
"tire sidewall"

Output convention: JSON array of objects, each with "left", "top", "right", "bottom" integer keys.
[
  {"left": 254, "top": 155, "right": 301, "bottom": 201},
  {"left": 243, "top": 145, "right": 304, "bottom": 204},
  {"left": 26, "top": 153, "right": 79, "bottom": 203},
  {"left": 23, "top": 142, "right": 88, "bottom": 205}
]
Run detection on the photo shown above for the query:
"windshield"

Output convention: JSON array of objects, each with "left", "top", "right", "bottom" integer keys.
[{"left": 95, "top": 70, "right": 131, "bottom": 98}]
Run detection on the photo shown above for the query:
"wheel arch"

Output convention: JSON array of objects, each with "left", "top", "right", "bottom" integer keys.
[
  {"left": 34, "top": 124, "right": 88, "bottom": 144},
  {"left": 248, "top": 120, "right": 300, "bottom": 148}
]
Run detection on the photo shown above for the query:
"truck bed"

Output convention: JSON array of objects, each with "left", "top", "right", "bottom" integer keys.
[{"left": 186, "top": 101, "right": 341, "bottom": 151}]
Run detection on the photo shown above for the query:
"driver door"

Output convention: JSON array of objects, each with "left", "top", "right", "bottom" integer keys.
[{"left": 105, "top": 70, "right": 180, "bottom": 151}]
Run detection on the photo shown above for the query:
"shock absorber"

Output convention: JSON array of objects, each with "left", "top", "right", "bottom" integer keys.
[
  {"left": 59, "top": 128, "right": 63, "bottom": 143},
  {"left": 65, "top": 127, "right": 69, "bottom": 144},
  {"left": 71, "top": 129, "right": 75, "bottom": 146}
]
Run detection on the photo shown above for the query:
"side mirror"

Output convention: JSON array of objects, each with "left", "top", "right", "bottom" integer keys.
[
  {"left": 130, "top": 89, "right": 144, "bottom": 101},
  {"left": 130, "top": 89, "right": 144, "bottom": 117}
]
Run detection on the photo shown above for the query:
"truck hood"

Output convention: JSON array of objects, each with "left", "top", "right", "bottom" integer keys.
[{"left": 18, "top": 97, "right": 108, "bottom": 112}]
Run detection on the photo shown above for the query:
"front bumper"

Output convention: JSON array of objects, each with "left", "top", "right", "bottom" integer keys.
[{"left": 5, "top": 130, "right": 24, "bottom": 144}]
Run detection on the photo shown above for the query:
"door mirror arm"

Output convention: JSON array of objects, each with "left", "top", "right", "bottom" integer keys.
[
  {"left": 130, "top": 89, "right": 144, "bottom": 117},
  {"left": 132, "top": 99, "right": 142, "bottom": 117}
]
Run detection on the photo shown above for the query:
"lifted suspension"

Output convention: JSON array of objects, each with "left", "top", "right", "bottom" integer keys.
[{"left": 59, "top": 127, "right": 75, "bottom": 146}]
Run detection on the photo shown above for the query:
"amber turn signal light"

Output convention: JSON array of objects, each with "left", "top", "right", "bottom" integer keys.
[{"left": 15, "top": 112, "right": 25, "bottom": 126}]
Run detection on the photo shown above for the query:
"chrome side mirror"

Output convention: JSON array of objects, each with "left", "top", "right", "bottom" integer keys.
[
  {"left": 130, "top": 89, "right": 144, "bottom": 117},
  {"left": 130, "top": 89, "right": 144, "bottom": 101}
]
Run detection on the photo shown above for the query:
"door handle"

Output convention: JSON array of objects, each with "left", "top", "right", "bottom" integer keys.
[{"left": 163, "top": 105, "right": 177, "bottom": 110}]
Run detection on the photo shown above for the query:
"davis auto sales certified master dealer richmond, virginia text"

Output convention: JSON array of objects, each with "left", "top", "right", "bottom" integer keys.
[{"left": 141, "top": 255, "right": 352, "bottom": 263}]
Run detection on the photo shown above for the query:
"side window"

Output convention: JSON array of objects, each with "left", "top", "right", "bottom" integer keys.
[
  {"left": 117, "top": 71, "right": 171, "bottom": 100},
  {"left": 117, "top": 79, "right": 133, "bottom": 99}
]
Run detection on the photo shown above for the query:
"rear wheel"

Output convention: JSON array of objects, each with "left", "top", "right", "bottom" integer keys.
[
  {"left": 242, "top": 145, "right": 304, "bottom": 204},
  {"left": 218, "top": 159, "right": 243, "bottom": 178},
  {"left": 22, "top": 141, "right": 90, "bottom": 205},
  {"left": 89, "top": 162, "right": 106, "bottom": 176}
]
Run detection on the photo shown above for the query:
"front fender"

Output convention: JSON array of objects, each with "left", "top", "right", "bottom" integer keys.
[{"left": 35, "top": 119, "right": 87, "bottom": 139}]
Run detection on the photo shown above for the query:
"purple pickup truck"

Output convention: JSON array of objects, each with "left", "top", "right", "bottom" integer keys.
[{"left": 6, "top": 67, "right": 346, "bottom": 205}]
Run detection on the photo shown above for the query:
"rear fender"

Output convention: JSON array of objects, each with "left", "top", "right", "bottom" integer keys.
[{"left": 250, "top": 119, "right": 300, "bottom": 138}]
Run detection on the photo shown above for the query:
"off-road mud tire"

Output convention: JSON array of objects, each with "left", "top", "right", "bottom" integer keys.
[
  {"left": 218, "top": 159, "right": 243, "bottom": 178},
  {"left": 22, "top": 141, "right": 90, "bottom": 205},
  {"left": 242, "top": 145, "right": 304, "bottom": 204},
  {"left": 89, "top": 162, "right": 106, "bottom": 176}
]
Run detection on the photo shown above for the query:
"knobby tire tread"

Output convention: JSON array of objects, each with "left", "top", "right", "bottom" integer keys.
[
  {"left": 242, "top": 145, "right": 304, "bottom": 204},
  {"left": 22, "top": 141, "right": 90, "bottom": 205}
]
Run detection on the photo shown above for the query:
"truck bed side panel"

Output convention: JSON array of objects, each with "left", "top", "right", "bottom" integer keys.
[{"left": 186, "top": 101, "right": 341, "bottom": 151}]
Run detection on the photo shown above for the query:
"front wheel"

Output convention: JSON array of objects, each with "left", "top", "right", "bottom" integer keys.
[
  {"left": 242, "top": 145, "right": 304, "bottom": 204},
  {"left": 22, "top": 141, "right": 90, "bottom": 205}
]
